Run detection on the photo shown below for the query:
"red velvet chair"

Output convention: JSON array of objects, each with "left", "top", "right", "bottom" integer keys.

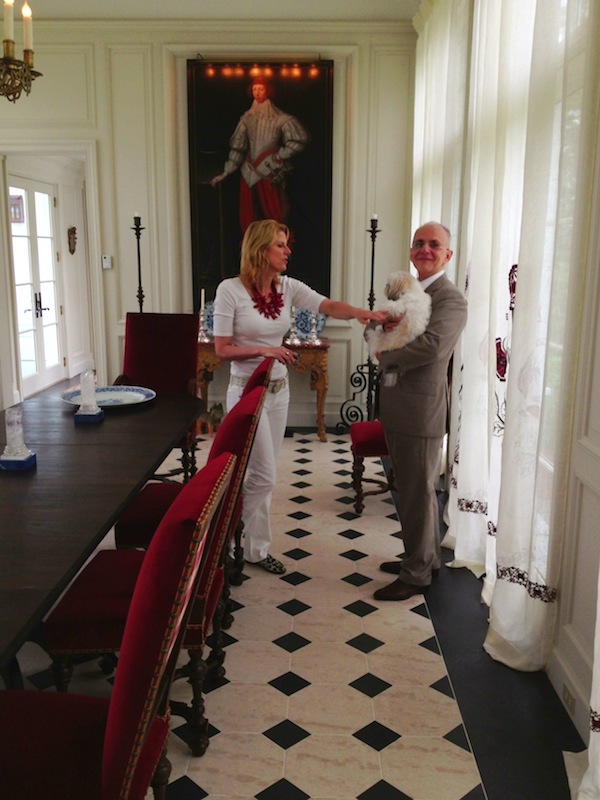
[
  {"left": 43, "top": 387, "right": 267, "bottom": 757},
  {"left": 349, "top": 419, "right": 394, "bottom": 514},
  {"left": 116, "top": 312, "right": 200, "bottom": 482},
  {"left": 0, "top": 452, "right": 235, "bottom": 800}
]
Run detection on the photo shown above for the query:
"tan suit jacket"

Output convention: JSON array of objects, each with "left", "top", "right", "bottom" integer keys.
[{"left": 378, "top": 273, "right": 467, "bottom": 438}]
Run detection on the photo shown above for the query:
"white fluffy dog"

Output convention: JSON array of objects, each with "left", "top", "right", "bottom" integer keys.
[{"left": 365, "top": 270, "right": 432, "bottom": 361}]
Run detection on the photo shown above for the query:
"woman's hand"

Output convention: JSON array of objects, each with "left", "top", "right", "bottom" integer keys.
[
  {"left": 355, "top": 309, "right": 388, "bottom": 326},
  {"left": 262, "top": 346, "right": 297, "bottom": 365}
]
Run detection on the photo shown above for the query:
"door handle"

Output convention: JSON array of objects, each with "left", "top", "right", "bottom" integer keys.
[{"left": 35, "top": 292, "right": 50, "bottom": 317}]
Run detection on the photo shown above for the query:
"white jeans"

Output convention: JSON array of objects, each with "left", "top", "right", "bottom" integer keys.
[{"left": 226, "top": 381, "right": 290, "bottom": 563}]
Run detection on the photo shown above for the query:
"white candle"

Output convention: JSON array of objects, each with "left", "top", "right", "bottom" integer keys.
[
  {"left": 4, "top": 0, "right": 14, "bottom": 42},
  {"left": 371, "top": 213, "right": 378, "bottom": 222},
  {"left": 200, "top": 288, "right": 205, "bottom": 311},
  {"left": 21, "top": 1, "right": 32, "bottom": 50}
]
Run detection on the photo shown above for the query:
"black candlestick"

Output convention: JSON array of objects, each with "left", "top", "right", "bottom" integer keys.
[
  {"left": 338, "top": 216, "right": 380, "bottom": 430},
  {"left": 132, "top": 216, "right": 145, "bottom": 312}
]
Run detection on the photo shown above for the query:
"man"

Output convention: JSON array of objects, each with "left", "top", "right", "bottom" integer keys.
[
  {"left": 210, "top": 79, "right": 310, "bottom": 233},
  {"left": 374, "top": 222, "right": 468, "bottom": 601}
]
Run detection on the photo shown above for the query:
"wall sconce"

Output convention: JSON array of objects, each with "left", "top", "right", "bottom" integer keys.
[{"left": 1, "top": 1, "right": 42, "bottom": 102}]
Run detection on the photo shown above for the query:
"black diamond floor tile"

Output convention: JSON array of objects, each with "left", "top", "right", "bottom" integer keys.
[
  {"left": 339, "top": 548, "right": 368, "bottom": 561},
  {"left": 287, "top": 510, "right": 312, "bottom": 520},
  {"left": 353, "top": 720, "right": 400, "bottom": 751},
  {"left": 419, "top": 636, "right": 440, "bottom": 655},
  {"left": 284, "top": 527, "right": 312, "bottom": 539},
  {"left": 295, "top": 448, "right": 312, "bottom": 454},
  {"left": 334, "top": 468, "right": 352, "bottom": 476},
  {"left": 293, "top": 458, "right": 312, "bottom": 465},
  {"left": 344, "top": 599, "right": 378, "bottom": 617},
  {"left": 333, "top": 457, "right": 350, "bottom": 464},
  {"left": 291, "top": 480, "right": 312, "bottom": 489},
  {"left": 357, "top": 781, "right": 412, "bottom": 800},
  {"left": 277, "top": 598, "right": 311, "bottom": 616},
  {"left": 346, "top": 633, "right": 384, "bottom": 653},
  {"left": 281, "top": 571, "right": 311, "bottom": 586},
  {"left": 269, "top": 671, "right": 311, "bottom": 695},
  {"left": 338, "top": 527, "right": 363, "bottom": 539},
  {"left": 256, "top": 778, "right": 310, "bottom": 800},
  {"left": 292, "top": 469, "right": 311, "bottom": 476},
  {"left": 332, "top": 448, "right": 347, "bottom": 454},
  {"left": 28, "top": 668, "right": 58, "bottom": 691},
  {"left": 289, "top": 495, "right": 312, "bottom": 504},
  {"left": 336, "top": 495, "right": 355, "bottom": 505},
  {"left": 263, "top": 719, "right": 311, "bottom": 749},
  {"left": 273, "top": 632, "right": 312, "bottom": 652},
  {"left": 349, "top": 672, "right": 392, "bottom": 698},
  {"left": 337, "top": 510, "right": 360, "bottom": 520},
  {"left": 411, "top": 602, "right": 430, "bottom": 619},
  {"left": 458, "top": 785, "right": 486, "bottom": 800},
  {"left": 206, "top": 630, "right": 238, "bottom": 650},
  {"left": 431, "top": 674, "right": 455, "bottom": 699},
  {"left": 444, "top": 723, "right": 471, "bottom": 752},
  {"left": 166, "top": 775, "right": 209, "bottom": 799},
  {"left": 342, "top": 572, "right": 373, "bottom": 587},
  {"left": 334, "top": 481, "right": 353, "bottom": 490},
  {"left": 172, "top": 719, "right": 220, "bottom": 746},
  {"left": 282, "top": 547, "right": 311, "bottom": 561}
]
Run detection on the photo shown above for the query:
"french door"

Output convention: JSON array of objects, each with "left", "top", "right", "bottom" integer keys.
[{"left": 9, "top": 178, "right": 66, "bottom": 396}]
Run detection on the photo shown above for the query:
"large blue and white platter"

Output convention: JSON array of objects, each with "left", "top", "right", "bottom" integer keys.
[{"left": 60, "top": 385, "right": 156, "bottom": 407}]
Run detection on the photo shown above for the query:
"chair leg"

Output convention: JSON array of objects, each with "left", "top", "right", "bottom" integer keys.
[
  {"left": 150, "top": 743, "right": 171, "bottom": 800},
  {"left": 229, "top": 521, "right": 245, "bottom": 586},
  {"left": 186, "top": 649, "right": 210, "bottom": 757},
  {"left": 207, "top": 592, "right": 227, "bottom": 681},
  {"left": 50, "top": 656, "right": 74, "bottom": 692},
  {"left": 352, "top": 453, "right": 366, "bottom": 515}
]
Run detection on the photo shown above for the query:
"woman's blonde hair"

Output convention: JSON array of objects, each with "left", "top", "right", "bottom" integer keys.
[{"left": 240, "top": 219, "right": 289, "bottom": 287}]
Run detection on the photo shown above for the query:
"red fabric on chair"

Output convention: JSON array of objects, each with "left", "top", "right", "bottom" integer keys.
[
  {"left": 116, "top": 312, "right": 200, "bottom": 482},
  {"left": 350, "top": 419, "right": 389, "bottom": 457},
  {"left": 120, "top": 312, "right": 199, "bottom": 395},
  {"left": 0, "top": 452, "right": 235, "bottom": 800},
  {"left": 349, "top": 419, "right": 393, "bottom": 515},
  {"left": 115, "top": 483, "right": 181, "bottom": 550},
  {"left": 241, "top": 356, "right": 275, "bottom": 395},
  {"left": 44, "top": 387, "right": 267, "bottom": 757}
]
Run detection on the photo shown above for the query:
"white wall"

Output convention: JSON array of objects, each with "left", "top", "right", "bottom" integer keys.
[{"left": 0, "top": 19, "right": 416, "bottom": 428}]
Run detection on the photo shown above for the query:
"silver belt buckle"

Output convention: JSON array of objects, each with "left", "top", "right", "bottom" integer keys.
[{"left": 269, "top": 377, "right": 286, "bottom": 394}]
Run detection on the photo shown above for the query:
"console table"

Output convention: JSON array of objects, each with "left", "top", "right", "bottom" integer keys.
[{"left": 197, "top": 339, "right": 330, "bottom": 442}]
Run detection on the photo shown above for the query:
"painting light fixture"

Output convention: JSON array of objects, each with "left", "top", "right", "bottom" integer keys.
[{"left": 1, "top": 0, "right": 41, "bottom": 102}]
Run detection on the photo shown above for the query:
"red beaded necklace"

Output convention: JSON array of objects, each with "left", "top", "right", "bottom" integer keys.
[{"left": 250, "top": 282, "right": 284, "bottom": 319}]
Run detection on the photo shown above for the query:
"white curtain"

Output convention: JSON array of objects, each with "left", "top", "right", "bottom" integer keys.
[
  {"left": 413, "top": 0, "right": 596, "bottom": 664},
  {"left": 413, "top": 0, "right": 600, "bottom": 792}
]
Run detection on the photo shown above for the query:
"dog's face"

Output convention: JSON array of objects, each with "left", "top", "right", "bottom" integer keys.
[{"left": 384, "top": 271, "right": 417, "bottom": 301}]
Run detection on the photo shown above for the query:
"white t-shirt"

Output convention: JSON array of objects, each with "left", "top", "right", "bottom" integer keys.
[{"left": 213, "top": 275, "right": 326, "bottom": 381}]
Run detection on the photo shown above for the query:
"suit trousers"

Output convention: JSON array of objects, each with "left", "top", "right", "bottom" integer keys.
[
  {"left": 384, "top": 429, "right": 443, "bottom": 586},
  {"left": 226, "top": 381, "right": 290, "bottom": 563}
]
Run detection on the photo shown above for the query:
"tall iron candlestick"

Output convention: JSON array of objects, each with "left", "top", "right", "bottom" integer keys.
[
  {"left": 132, "top": 216, "right": 145, "bottom": 312},
  {"left": 338, "top": 215, "right": 381, "bottom": 429}
]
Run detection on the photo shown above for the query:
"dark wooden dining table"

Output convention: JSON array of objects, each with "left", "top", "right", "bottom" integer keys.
[{"left": 0, "top": 389, "right": 203, "bottom": 679}]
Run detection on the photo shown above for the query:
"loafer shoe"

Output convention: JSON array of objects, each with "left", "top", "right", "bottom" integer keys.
[{"left": 373, "top": 578, "right": 425, "bottom": 601}]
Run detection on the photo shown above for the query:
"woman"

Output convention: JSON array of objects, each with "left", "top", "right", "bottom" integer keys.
[{"left": 213, "top": 219, "right": 386, "bottom": 574}]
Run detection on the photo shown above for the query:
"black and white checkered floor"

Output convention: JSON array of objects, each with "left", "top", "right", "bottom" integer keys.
[{"left": 12, "top": 431, "right": 587, "bottom": 799}]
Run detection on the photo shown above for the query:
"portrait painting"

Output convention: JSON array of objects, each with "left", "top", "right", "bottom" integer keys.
[{"left": 187, "top": 59, "right": 334, "bottom": 308}]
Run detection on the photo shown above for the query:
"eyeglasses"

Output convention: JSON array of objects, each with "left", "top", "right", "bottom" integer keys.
[{"left": 411, "top": 240, "right": 449, "bottom": 251}]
